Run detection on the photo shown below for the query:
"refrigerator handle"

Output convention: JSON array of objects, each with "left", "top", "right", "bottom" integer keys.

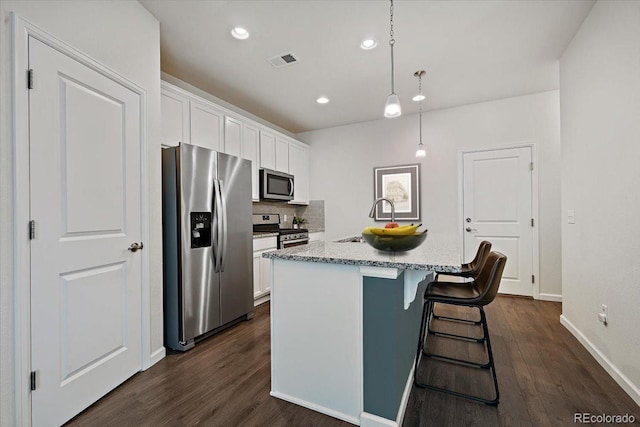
[
  {"left": 213, "top": 179, "right": 223, "bottom": 273},
  {"left": 289, "top": 178, "right": 294, "bottom": 197},
  {"left": 219, "top": 180, "right": 229, "bottom": 272}
]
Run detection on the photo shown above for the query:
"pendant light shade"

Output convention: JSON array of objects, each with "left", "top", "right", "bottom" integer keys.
[
  {"left": 384, "top": 93, "right": 401, "bottom": 118},
  {"left": 384, "top": 0, "right": 401, "bottom": 118}
]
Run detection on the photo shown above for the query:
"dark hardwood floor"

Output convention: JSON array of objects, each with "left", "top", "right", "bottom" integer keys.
[{"left": 67, "top": 296, "right": 639, "bottom": 427}]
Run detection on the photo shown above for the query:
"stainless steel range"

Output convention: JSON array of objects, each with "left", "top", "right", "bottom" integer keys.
[{"left": 253, "top": 213, "right": 309, "bottom": 249}]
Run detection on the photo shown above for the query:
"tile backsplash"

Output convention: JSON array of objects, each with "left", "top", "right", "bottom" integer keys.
[
  {"left": 252, "top": 200, "right": 324, "bottom": 230},
  {"left": 296, "top": 200, "right": 325, "bottom": 231}
]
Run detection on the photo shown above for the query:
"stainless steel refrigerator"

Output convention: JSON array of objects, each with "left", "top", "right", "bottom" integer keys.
[{"left": 162, "top": 143, "right": 253, "bottom": 351}]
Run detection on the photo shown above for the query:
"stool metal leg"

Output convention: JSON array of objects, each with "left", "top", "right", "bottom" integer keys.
[
  {"left": 413, "top": 299, "right": 432, "bottom": 386},
  {"left": 479, "top": 306, "right": 500, "bottom": 405},
  {"left": 414, "top": 300, "right": 500, "bottom": 406}
]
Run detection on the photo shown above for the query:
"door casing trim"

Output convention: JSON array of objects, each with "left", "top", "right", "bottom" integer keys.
[
  {"left": 11, "top": 14, "right": 152, "bottom": 425},
  {"left": 457, "top": 142, "right": 540, "bottom": 299}
]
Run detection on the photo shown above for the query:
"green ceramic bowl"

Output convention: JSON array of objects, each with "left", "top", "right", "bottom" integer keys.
[{"left": 361, "top": 230, "right": 428, "bottom": 252}]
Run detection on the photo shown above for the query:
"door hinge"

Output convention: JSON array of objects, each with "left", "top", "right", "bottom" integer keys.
[
  {"left": 28, "top": 69, "right": 34, "bottom": 89},
  {"left": 529, "top": 161, "right": 533, "bottom": 171},
  {"left": 29, "top": 220, "right": 36, "bottom": 240},
  {"left": 30, "top": 371, "right": 37, "bottom": 391},
  {"left": 531, "top": 218, "right": 534, "bottom": 227},
  {"left": 532, "top": 275, "right": 535, "bottom": 284}
]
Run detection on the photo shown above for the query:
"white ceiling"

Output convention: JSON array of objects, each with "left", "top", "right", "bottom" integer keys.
[{"left": 140, "top": 0, "right": 594, "bottom": 134}]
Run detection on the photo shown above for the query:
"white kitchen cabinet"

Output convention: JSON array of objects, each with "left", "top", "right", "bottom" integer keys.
[
  {"left": 161, "top": 81, "right": 312, "bottom": 206},
  {"left": 253, "top": 236, "right": 277, "bottom": 305},
  {"left": 309, "top": 231, "right": 325, "bottom": 242},
  {"left": 160, "top": 88, "right": 189, "bottom": 147},
  {"left": 224, "top": 116, "right": 242, "bottom": 158},
  {"left": 242, "top": 123, "right": 260, "bottom": 201},
  {"left": 275, "top": 137, "right": 289, "bottom": 173},
  {"left": 288, "top": 142, "right": 309, "bottom": 204},
  {"left": 259, "top": 130, "right": 276, "bottom": 170},
  {"left": 190, "top": 99, "right": 224, "bottom": 152}
]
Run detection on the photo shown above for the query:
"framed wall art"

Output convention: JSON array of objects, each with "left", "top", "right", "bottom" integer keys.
[{"left": 373, "top": 164, "right": 420, "bottom": 221}]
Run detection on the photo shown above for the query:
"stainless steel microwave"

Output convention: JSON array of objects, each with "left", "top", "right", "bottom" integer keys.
[{"left": 260, "top": 168, "right": 294, "bottom": 201}]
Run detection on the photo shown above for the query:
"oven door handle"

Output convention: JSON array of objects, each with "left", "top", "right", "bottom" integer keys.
[{"left": 281, "top": 238, "right": 309, "bottom": 248}]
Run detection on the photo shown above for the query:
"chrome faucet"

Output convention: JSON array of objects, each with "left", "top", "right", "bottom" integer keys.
[{"left": 369, "top": 198, "right": 396, "bottom": 222}]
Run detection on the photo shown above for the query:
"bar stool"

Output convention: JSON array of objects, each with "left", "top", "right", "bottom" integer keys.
[
  {"left": 432, "top": 241, "right": 492, "bottom": 325},
  {"left": 414, "top": 251, "right": 507, "bottom": 406},
  {"left": 436, "top": 240, "right": 492, "bottom": 282}
]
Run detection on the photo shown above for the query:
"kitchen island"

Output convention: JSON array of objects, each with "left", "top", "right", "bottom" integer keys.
[{"left": 263, "top": 235, "right": 461, "bottom": 427}]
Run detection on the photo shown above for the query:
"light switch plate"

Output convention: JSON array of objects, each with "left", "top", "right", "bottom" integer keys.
[{"left": 567, "top": 210, "right": 575, "bottom": 224}]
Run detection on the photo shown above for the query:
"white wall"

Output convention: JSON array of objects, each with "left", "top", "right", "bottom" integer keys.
[
  {"left": 298, "top": 91, "right": 562, "bottom": 298},
  {"left": 559, "top": 0, "right": 640, "bottom": 405},
  {"left": 0, "top": 1, "right": 163, "bottom": 424}
]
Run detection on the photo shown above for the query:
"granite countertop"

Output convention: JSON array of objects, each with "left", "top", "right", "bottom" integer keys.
[{"left": 263, "top": 234, "right": 462, "bottom": 273}]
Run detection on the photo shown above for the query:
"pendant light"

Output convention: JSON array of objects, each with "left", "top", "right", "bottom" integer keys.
[
  {"left": 415, "top": 70, "right": 427, "bottom": 157},
  {"left": 384, "top": 0, "right": 401, "bottom": 118}
]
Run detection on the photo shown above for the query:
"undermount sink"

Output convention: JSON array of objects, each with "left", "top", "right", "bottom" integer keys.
[{"left": 335, "top": 236, "right": 365, "bottom": 243}]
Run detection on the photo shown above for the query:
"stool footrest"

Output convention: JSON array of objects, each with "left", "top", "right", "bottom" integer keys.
[
  {"left": 432, "top": 314, "right": 482, "bottom": 325},
  {"left": 413, "top": 381, "right": 499, "bottom": 407},
  {"left": 426, "top": 328, "right": 486, "bottom": 343},
  {"left": 422, "top": 351, "right": 491, "bottom": 369}
]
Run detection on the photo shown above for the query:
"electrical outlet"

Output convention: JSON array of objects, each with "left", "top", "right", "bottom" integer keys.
[
  {"left": 283, "top": 214, "right": 288, "bottom": 223},
  {"left": 598, "top": 304, "right": 608, "bottom": 325}
]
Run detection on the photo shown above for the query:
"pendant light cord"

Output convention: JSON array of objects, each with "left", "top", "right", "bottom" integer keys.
[
  {"left": 419, "top": 73, "right": 423, "bottom": 144},
  {"left": 389, "top": 0, "right": 395, "bottom": 94}
]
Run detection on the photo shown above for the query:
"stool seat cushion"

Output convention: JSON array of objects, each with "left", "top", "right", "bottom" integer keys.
[{"left": 425, "top": 281, "right": 480, "bottom": 301}]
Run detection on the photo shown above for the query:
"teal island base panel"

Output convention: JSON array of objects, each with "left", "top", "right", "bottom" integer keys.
[{"left": 363, "top": 273, "right": 428, "bottom": 421}]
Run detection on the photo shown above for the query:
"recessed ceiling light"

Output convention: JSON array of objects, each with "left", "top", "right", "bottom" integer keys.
[
  {"left": 231, "top": 27, "right": 249, "bottom": 40},
  {"left": 412, "top": 94, "right": 426, "bottom": 102},
  {"left": 316, "top": 97, "right": 330, "bottom": 104},
  {"left": 360, "top": 38, "right": 377, "bottom": 50}
]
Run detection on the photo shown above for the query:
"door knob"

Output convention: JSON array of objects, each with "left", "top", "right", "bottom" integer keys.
[
  {"left": 465, "top": 218, "right": 472, "bottom": 223},
  {"left": 465, "top": 227, "right": 477, "bottom": 233},
  {"left": 128, "top": 242, "right": 144, "bottom": 252}
]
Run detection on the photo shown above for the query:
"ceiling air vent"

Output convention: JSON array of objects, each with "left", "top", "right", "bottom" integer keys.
[{"left": 267, "top": 52, "right": 300, "bottom": 68}]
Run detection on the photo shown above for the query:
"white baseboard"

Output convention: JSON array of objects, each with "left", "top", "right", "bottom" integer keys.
[
  {"left": 395, "top": 364, "right": 415, "bottom": 426},
  {"left": 538, "top": 293, "right": 562, "bottom": 302},
  {"left": 254, "top": 293, "right": 270, "bottom": 307},
  {"left": 560, "top": 315, "right": 640, "bottom": 407},
  {"left": 360, "top": 364, "right": 416, "bottom": 427},
  {"left": 361, "top": 412, "right": 396, "bottom": 427},
  {"left": 270, "top": 390, "right": 360, "bottom": 425}
]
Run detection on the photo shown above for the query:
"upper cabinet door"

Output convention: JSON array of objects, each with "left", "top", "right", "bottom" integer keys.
[
  {"left": 161, "top": 89, "right": 189, "bottom": 147},
  {"left": 259, "top": 130, "right": 276, "bottom": 170},
  {"left": 190, "top": 100, "right": 224, "bottom": 152},
  {"left": 288, "top": 143, "right": 309, "bottom": 205},
  {"left": 242, "top": 123, "right": 260, "bottom": 201},
  {"left": 275, "top": 137, "right": 289, "bottom": 173},
  {"left": 224, "top": 116, "right": 242, "bottom": 158}
]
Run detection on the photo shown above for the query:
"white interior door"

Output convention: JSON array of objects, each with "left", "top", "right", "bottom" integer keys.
[
  {"left": 463, "top": 147, "right": 533, "bottom": 296},
  {"left": 29, "top": 36, "right": 143, "bottom": 426}
]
